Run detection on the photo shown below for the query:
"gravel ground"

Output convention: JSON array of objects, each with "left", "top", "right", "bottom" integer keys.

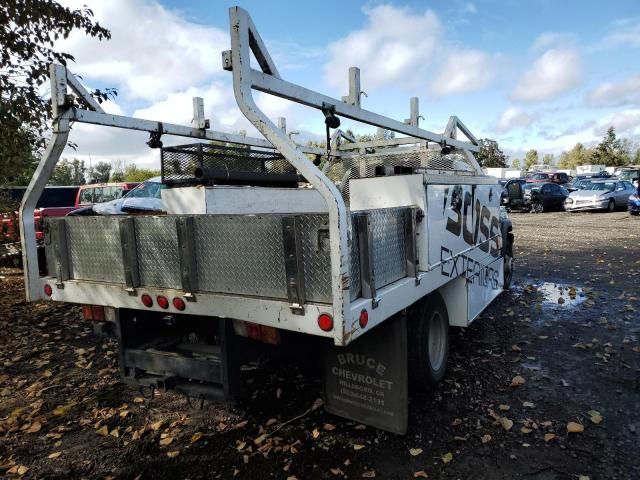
[{"left": 0, "top": 210, "right": 639, "bottom": 479}]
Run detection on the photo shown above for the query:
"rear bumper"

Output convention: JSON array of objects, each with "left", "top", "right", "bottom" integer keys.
[{"left": 564, "top": 199, "right": 608, "bottom": 211}]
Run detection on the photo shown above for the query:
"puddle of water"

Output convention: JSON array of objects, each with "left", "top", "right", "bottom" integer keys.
[{"left": 531, "top": 282, "right": 587, "bottom": 309}]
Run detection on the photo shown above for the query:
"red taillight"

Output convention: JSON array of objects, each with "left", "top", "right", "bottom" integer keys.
[
  {"left": 359, "top": 309, "right": 369, "bottom": 329},
  {"left": 318, "top": 313, "right": 333, "bottom": 332},
  {"left": 172, "top": 297, "right": 186, "bottom": 311},
  {"left": 141, "top": 294, "right": 153, "bottom": 308},
  {"left": 44, "top": 284, "right": 52, "bottom": 296},
  {"left": 157, "top": 295, "right": 169, "bottom": 309}
]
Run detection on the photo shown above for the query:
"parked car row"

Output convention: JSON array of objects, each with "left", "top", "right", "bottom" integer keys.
[{"left": 501, "top": 177, "right": 639, "bottom": 215}]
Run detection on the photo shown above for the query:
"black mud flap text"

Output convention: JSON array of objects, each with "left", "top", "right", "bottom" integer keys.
[{"left": 323, "top": 315, "right": 407, "bottom": 434}]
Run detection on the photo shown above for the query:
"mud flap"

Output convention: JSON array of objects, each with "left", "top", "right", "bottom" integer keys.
[{"left": 323, "top": 315, "right": 407, "bottom": 434}]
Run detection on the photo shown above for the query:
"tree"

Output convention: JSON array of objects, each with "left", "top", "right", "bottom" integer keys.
[
  {"left": 476, "top": 139, "right": 508, "bottom": 168},
  {"left": 87, "top": 161, "right": 112, "bottom": 183},
  {"left": 524, "top": 149, "right": 539, "bottom": 170},
  {"left": 557, "top": 143, "right": 593, "bottom": 170},
  {"left": 542, "top": 153, "right": 555, "bottom": 166},
  {"left": 511, "top": 158, "right": 521, "bottom": 169},
  {"left": 0, "top": 1, "right": 110, "bottom": 181},
  {"left": 591, "top": 127, "right": 630, "bottom": 167},
  {"left": 120, "top": 165, "right": 161, "bottom": 182},
  {"left": 49, "top": 158, "right": 86, "bottom": 185},
  {"left": 109, "top": 160, "right": 124, "bottom": 182}
]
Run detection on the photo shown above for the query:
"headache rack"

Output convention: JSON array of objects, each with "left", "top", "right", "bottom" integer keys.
[{"left": 161, "top": 142, "right": 303, "bottom": 187}]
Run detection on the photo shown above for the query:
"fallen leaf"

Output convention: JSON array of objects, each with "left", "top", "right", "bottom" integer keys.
[
  {"left": 234, "top": 420, "right": 249, "bottom": 429},
  {"left": 451, "top": 418, "right": 462, "bottom": 426},
  {"left": 276, "top": 388, "right": 282, "bottom": 399},
  {"left": 499, "top": 404, "right": 510, "bottom": 412},
  {"left": 254, "top": 433, "right": 269, "bottom": 445},
  {"left": 119, "top": 410, "right": 130, "bottom": 418},
  {"left": 133, "top": 396, "right": 145, "bottom": 403},
  {"left": 311, "top": 398, "right": 323, "bottom": 411},
  {"left": 109, "top": 428, "right": 119, "bottom": 438},
  {"left": 500, "top": 417, "right": 514, "bottom": 431},
  {"left": 409, "top": 448, "right": 423, "bottom": 456},
  {"left": 481, "top": 434, "right": 492, "bottom": 444},
  {"left": 520, "top": 427, "right": 532, "bottom": 434},
  {"left": 159, "top": 436, "right": 174, "bottom": 446},
  {"left": 166, "top": 451, "right": 180, "bottom": 459},
  {"left": 53, "top": 402, "right": 75, "bottom": 416},
  {"left": 265, "top": 418, "right": 278, "bottom": 427},
  {"left": 522, "top": 402, "right": 535, "bottom": 408},
  {"left": 96, "top": 425, "right": 109, "bottom": 437},
  {"left": 567, "top": 422, "right": 584, "bottom": 433},
  {"left": 441, "top": 452, "right": 453, "bottom": 464},
  {"left": 544, "top": 433, "right": 556, "bottom": 442},
  {"left": 353, "top": 444, "right": 366, "bottom": 451},
  {"left": 414, "top": 471, "right": 428, "bottom": 478},
  {"left": 323, "top": 423, "right": 336, "bottom": 431},
  {"left": 510, "top": 375, "right": 525, "bottom": 387},
  {"left": 330, "top": 467, "right": 344, "bottom": 476},
  {"left": 312, "top": 428, "right": 320, "bottom": 439},
  {"left": 511, "top": 344, "right": 521, "bottom": 352},
  {"left": 150, "top": 420, "right": 164, "bottom": 431},
  {"left": 578, "top": 476, "right": 590, "bottom": 480},
  {"left": 16, "top": 465, "right": 30, "bottom": 476},
  {"left": 27, "top": 421, "right": 42, "bottom": 433},
  {"left": 191, "top": 432, "right": 204, "bottom": 443},
  {"left": 362, "top": 470, "right": 376, "bottom": 478}
]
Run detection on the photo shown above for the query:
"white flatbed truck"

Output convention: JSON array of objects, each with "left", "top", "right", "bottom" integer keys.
[{"left": 19, "top": 7, "right": 514, "bottom": 434}]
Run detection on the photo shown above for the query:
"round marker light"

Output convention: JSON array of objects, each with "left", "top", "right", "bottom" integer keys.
[
  {"left": 141, "top": 294, "right": 153, "bottom": 308},
  {"left": 317, "top": 313, "right": 334, "bottom": 332},
  {"left": 172, "top": 297, "right": 186, "bottom": 311},
  {"left": 43, "top": 284, "right": 53, "bottom": 296},
  {"left": 156, "top": 295, "right": 169, "bottom": 309},
  {"left": 359, "top": 309, "right": 369, "bottom": 329}
]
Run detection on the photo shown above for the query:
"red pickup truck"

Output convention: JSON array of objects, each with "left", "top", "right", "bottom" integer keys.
[{"left": 1, "top": 182, "right": 138, "bottom": 244}]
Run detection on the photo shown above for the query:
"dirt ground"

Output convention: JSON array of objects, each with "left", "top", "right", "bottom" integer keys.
[{"left": 1, "top": 210, "right": 639, "bottom": 479}]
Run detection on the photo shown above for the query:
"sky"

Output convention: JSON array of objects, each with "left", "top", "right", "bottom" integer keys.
[{"left": 56, "top": 0, "right": 640, "bottom": 168}]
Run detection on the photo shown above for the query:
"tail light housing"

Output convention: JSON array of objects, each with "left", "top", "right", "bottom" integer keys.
[
  {"left": 359, "top": 309, "right": 369, "bottom": 328},
  {"left": 172, "top": 297, "right": 186, "bottom": 311},
  {"left": 141, "top": 294, "right": 153, "bottom": 308},
  {"left": 43, "top": 284, "right": 52, "bottom": 296},
  {"left": 156, "top": 295, "right": 169, "bottom": 309},
  {"left": 318, "top": 313, "right": 333, "bottom": 332}
]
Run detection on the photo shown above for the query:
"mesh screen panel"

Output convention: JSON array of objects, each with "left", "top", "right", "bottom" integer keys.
[{"left": 161, "top": 143, "right": 297, "bottom": 185}]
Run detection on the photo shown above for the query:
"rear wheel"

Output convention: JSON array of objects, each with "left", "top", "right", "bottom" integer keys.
[
  {"left": 409, "top": 294, "right": 450, "bottom": 390},
  {"left": 607, "top": 199, "right": 615, "bottom": 212}
]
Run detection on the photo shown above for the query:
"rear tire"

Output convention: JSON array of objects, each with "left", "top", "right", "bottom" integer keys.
[
  {"left": 409, "top": 294, "right": 450, "bottom": 390},
  {"left": 503, "top": 233, "right": 514, "bottom": 290},
  {"left": 607, "top": 199, "right": 615, "bottom": 212}
]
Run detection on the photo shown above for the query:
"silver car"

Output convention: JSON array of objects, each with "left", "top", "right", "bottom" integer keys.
[{"left": 564, "top": 180, "right": 636, "bottom": 212}]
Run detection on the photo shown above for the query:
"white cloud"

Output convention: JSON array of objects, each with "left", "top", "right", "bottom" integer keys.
[
  {"left": 586, "top": 74, "right": 640, "bottom": 108},
  {"left": 603, "top": 17, "right": 640, "bottom": 48},
  {"left": 593, "top": 109, "right": 640, "bottom": 136},
  {"left": 493, "top": 107, "right": 534, "bottom": 133},
  {"left": 430, "top": 50, "right": 495, "bottom": 96},
  {"left": 59, "top": 0, "right": 229, "bottom": 103},
  {"left": 531, "top": 32, "right": 576, "bottom": 52},
  {"left": 323, "top": 5, "right": 442, "bottom": 92},
  {"left": 323, "top": 4, "right": 496, "bottom": 98},
  {"left": 511, "top": 48, "right": 583, "bottom": 102},
  {"left": 462, "top": 3, "right": 477, "bottom": 14}
]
